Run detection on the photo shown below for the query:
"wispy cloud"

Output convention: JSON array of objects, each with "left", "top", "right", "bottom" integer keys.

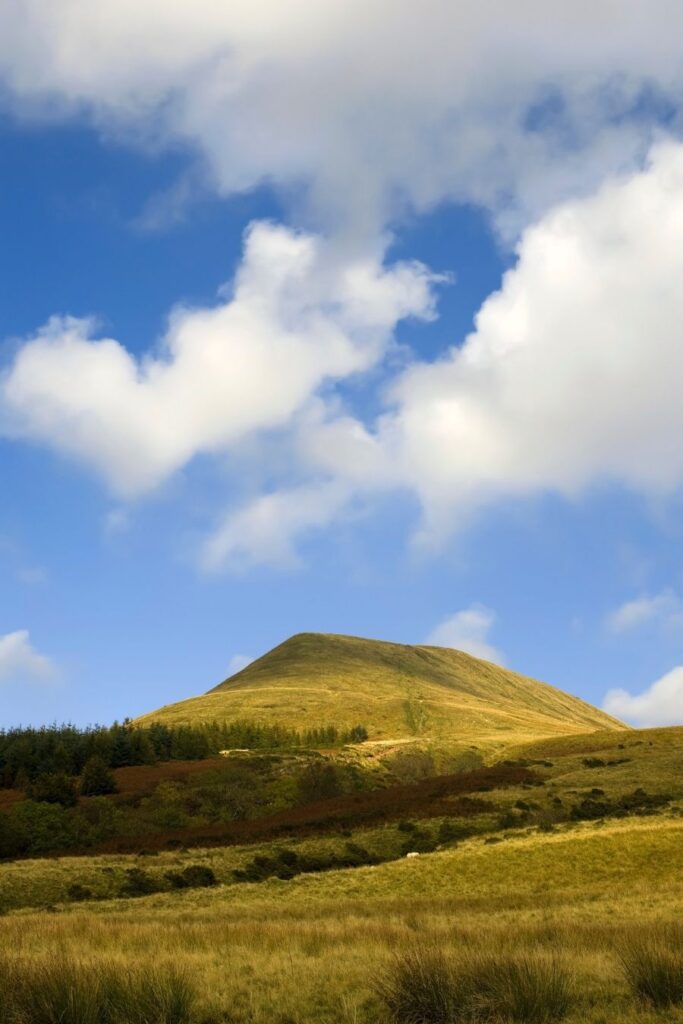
[
  {"left": 0, "top": 630, "right": 57, "bottom": 684},
  {"left": 425, "top": 605, "right": 504, "bottom": 665},
  {"left": 606, "top": 589, "right": 683, "bottom": 634}
]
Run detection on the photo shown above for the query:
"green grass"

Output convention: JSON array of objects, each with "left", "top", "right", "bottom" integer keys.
[{"left": 137, "top": 632, "right": 624, "bottom": 749}]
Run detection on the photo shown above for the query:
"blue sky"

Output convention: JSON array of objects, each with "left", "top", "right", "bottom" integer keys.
[{"left": 1, "top": 2, "right": 683, "bottom": 729}]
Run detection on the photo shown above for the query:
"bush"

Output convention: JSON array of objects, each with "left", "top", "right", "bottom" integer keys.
[
  {"left": 400, "top": 832, "right": 438, "bottom": 855},
  {"left": 620, "top": 934, "right": 683, "bottom": 1008},
  {"left": 233, "top": 843, "right": 379, "bottom": 883},
  {"left": 80, "top": 756, "right": 118, "bottom": 797},
  {"left": 296, "top": 761, "right": 342, "bottom": 803},
  {"left": 27, "top": 772, "right": 78, "bottom": 807},
  {"left": 122, "top": 868, "right": 165, "bottom": 898},
  {"left": 165, "top": 864, "right": 217, "bottom": 890},
  {"left": 66, "top": 883, "right": 93, "bottom": 902},
  {"left": 377, "top": 947, "right": 573, "bottom": 1023},
  {"left": 437, "top": 821, "right": 476, "bottom": 845}
]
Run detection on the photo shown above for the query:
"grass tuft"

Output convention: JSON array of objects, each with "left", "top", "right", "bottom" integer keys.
[
  {"left": 0, "top": 957, "right": 197, "bottom": 1024},
  {"left": 377, "top": 946, "right": 573, "bottom": 1023},
  {"left": 376, "top": 947, "right": 456, "bottom": 1024},
  {"left": 619, "top": 931, "right": 683, "bottom": 1008}
]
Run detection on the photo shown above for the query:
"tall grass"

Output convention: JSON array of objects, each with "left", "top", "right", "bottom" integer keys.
[
  {"left": 0, "top": 956, "right": 196, "bottom": 1024},
  {"left": 377, "top": 947, "right": 573, "bottom": 1023},
  {"left": 619, "top": 930, "right": 683, "bottom": 1008},
  {"left": 376, "top": 947, "right": 456, "bottom": 1024}
]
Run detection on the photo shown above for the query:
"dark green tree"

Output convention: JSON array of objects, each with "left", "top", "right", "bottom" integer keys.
[
  {"left": 296, "top": 760, "right": 342, "bottom": 803},
  {"left": 80, "top": 756, "right": 118, "bottom": 797},
  {"left": 27, "top": 771, "right": 78, "bottom": 807}
]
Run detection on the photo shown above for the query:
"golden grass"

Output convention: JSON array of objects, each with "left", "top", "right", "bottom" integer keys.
[
  {"left": 2, "top": 724, "right": 680, "bottom": 1022},
  {"left": 1, "top": 814, "right": 682, "bottom": 1022},
  {"left": 137, "top": 632, "right": 624, "bottom": 749},
  {"left": 517, "top": 724, "right": 683, "bottom": 804}
]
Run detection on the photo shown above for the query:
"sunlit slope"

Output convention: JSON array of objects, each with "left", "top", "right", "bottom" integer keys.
[{"left": 138, "top": 632, "right": 624, "bottom": 747}]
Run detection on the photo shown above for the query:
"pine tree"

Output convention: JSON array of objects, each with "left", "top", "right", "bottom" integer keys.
[{"left": 80, "top": 756, "right": 118, "bottom": 797}]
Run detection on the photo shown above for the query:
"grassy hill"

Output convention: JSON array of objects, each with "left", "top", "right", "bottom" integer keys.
[
  {"left": 138, "top": 632, "right": 624, "bottom": 750},
  {"left": 1, "top": 723, "right": 680, "bottom": 1023}
]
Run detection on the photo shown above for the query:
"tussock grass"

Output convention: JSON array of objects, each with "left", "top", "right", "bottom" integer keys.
[
  {"left": 619, "top": 926, "right": 683, "bottom": 1008},
  {"left": 377, "top": 947, "right": 456, "bottom": 1023},
  {"left": 0, "top": 957, "right": 196, "bottom": 1024},
  {"left": 377, "top": 947, "right": 573, "bottom": 1023}
]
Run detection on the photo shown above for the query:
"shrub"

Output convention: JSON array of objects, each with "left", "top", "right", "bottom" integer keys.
[
  {"left": 27, "top": 772, "right": 78, "bottom": 807},
  {"left": 296, "top": 761, "right": 342, "bottom": 803},
  {"left": 377, "top": 947, "right": 573, "bottom": 1023},
  {"left": 80, "top": 756, "right": 118, "bottom": 797},
  {"left": 66, "top": 883, "right": 93, "bottom": 902},
  {"left": 620, "top": 935, "right": 683, "bottom": 1008},
  {"left": 233, "top": 843, "right": 379, "bottom": 883},
  {"left": 122, "top": 868, "right": 165, "bottom": 897},
  {"left": 165, "top": 864, "right": 217, "bottom": 889},
  {"left": 400, "top": 833, "right": 438, "bottom": 855}
]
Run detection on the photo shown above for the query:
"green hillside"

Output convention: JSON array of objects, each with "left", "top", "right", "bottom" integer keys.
[{"left": 138, "top": 632, "right": 625, "bottom": 750}]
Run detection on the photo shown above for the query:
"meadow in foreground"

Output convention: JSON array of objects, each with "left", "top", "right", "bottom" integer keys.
[{"left": 1, "top": 813, "right": 682, "bottom": 1023}]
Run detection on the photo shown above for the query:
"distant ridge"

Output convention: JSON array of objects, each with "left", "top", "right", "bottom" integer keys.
[{"left": 137, "top": 632, "right": 625, "bottom": 750}]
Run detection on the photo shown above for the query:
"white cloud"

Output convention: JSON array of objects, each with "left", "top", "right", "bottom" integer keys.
[
  {"left": 607, "top": 590, "right": 683, "bottom": 633},
  {"left": 0, "top": 630, "right": 56, "bottom": 683},
  {"left": 1, "top": 3, "right": 683, "bottom": 239},
  {"left": 603, "top": 666, "right": 683, "bottom": 727},
  {"left": 5, "top": 8, "right": 683, "bottom": 569},
  {"left": 200, "top": 481, "right": 349, "bottom": 572},
  {"left": 227, "top": 654, "right": 253, "bottom": 675},
  {"left": 0, "top": 222, "right": 437, "bottom": 497},
  {"left": 425, "top": 605, "right": 504, "bottom": 665},
  {"left": 308, "top": 144, "right": 683, "bottom": 542}
]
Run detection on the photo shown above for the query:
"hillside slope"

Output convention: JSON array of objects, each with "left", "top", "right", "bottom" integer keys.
[{"left": 138, "top": 632, "right": 624, "bottom": 749}]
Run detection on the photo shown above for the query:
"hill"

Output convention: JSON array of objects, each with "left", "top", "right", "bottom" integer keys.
[{"left": 137, "top": 632, "right": 624, "bottom": 750}]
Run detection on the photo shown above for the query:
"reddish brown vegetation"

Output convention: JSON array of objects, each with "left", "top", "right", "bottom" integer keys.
[
  {"left": 108, "top": 758, "right": 228, "bottom": 801},
  {"left": 93, "top": 763, "right": 537, "bottom": 855},
  {"left": 0, "top": 788, "right": 24, "bottom": 812}
]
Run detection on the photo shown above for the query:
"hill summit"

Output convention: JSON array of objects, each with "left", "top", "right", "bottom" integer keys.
[{"left": 138, "top": 632, "right": 624, "bottom": 749}]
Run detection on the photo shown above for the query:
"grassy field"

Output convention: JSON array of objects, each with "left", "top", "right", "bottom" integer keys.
[
  {"left": 138, "top": 632, "right": 624, "bottom": 749},
  {"left": 1, "top": 725, "right": 681, "bottom": 1022},
  {"left": 1, "top": 814, "right": 682, "bottom": 1022}
]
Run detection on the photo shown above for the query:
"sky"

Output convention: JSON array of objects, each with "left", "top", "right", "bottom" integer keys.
[{"left": 1, "top": 1, "right": 683, "bottom": 730}]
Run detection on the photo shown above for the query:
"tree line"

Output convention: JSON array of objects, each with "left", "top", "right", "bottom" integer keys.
[{"left": 0, "top": 720, "right": 369, "bottom": 789}]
